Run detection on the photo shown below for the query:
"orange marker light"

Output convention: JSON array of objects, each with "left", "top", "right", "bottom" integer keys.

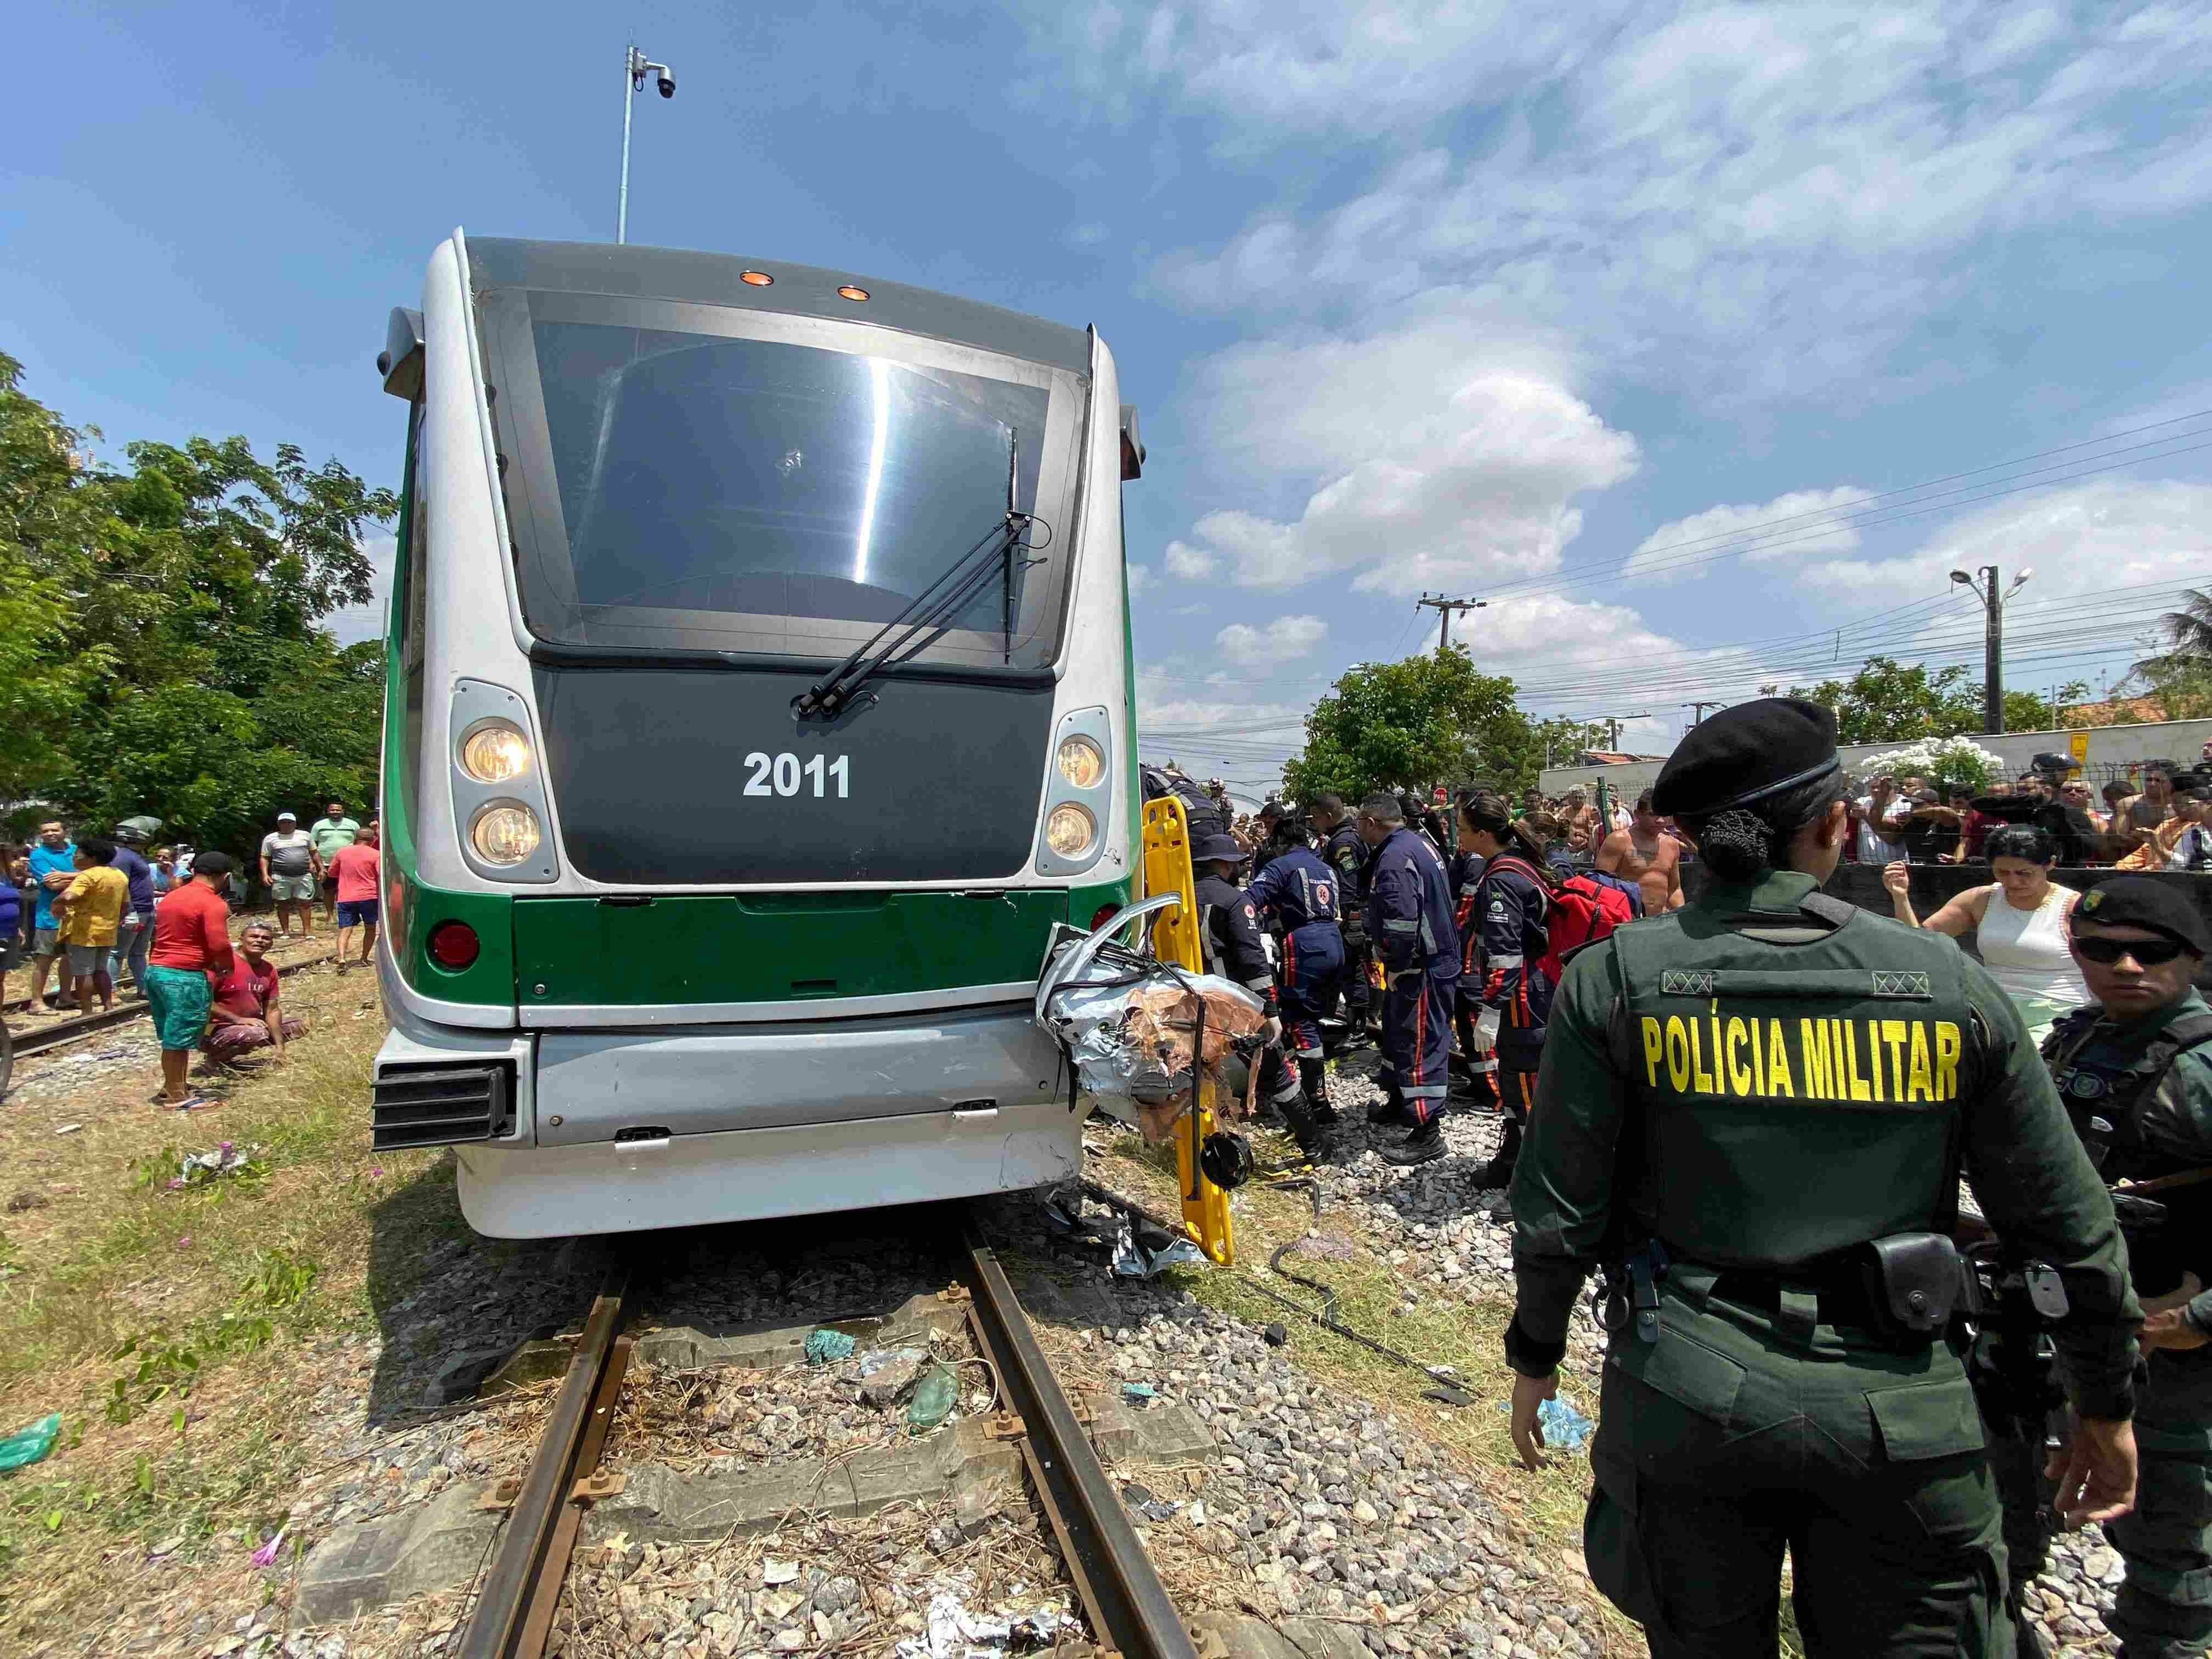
[
  {"left": 740, "top": 270, "right": 774, "bottom": 287},
  {"left": 837, "top": 285, "right": 870, "bottom": 302}
]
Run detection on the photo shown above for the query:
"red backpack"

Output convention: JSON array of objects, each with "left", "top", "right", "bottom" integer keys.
[{"left": 1484, "top": 856, "right": 1638, "bottom": 989}]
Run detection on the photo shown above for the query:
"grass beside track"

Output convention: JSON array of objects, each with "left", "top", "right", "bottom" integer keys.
[{"left": 0, "top": 971, "right": 483, "bottom": 1648}]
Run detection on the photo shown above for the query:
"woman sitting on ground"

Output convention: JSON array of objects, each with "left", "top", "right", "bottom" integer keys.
[
  {"left": 202, "top": 921, "right": 305, "bottom": 1064},
  {"left": 1883, "top": 823, "right": 2087, "bottom": 1042}
]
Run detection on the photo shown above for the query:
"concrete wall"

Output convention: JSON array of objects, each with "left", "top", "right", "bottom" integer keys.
[{"left": 1538, "top": 716, "right": 2212, "bottom": 802}]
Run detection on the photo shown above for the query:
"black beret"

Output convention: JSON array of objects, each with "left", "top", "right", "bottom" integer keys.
[
  {"left": 2074, "top": 877, "right": 2210, "bottom": 958},
  {"left": 1652, "top": 697, "right": 1839, "bottom": 819}
]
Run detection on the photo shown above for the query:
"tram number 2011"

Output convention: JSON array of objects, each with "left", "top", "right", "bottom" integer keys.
[{"left": 742, "top": 752, "right": 851, "bottom": 799}]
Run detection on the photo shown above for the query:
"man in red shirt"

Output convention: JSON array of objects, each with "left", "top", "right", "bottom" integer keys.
[
  {"left": 144, "top": 851, "right": 237, "bottom": 1110},
  {"left": 326, "top": 821, "right": 381, "bottom": 975},
  {"left": 204, "top": 921, "right": 303, "bottom": 1063}
]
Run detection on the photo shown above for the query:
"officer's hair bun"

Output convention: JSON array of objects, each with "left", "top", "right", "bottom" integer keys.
[{"left": 1695, "top": 809, "right": 1774, "bottom": 880}]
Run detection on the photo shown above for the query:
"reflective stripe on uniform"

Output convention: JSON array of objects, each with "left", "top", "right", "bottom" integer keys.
[{"left": 1384, "top": 918, "right": 1419, "bottom": 932}]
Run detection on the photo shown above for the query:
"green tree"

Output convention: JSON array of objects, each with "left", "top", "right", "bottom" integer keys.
[
  {"left": 1777, "top": 656, "right": 2085, "bottom": 743},
  {"left": 0, "top": 353, "right": 397, "bottom": 854},
  {"left": 2133, "top": 588, "right": 2212, "bottom": 681},
  {"left": 1282, "top": 649, "right": 1539, "bottom": 802}
]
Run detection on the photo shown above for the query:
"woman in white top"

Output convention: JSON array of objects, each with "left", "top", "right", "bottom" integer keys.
[{"left": 1883, "top": 823, "right": 2087, "bottom": 1044}]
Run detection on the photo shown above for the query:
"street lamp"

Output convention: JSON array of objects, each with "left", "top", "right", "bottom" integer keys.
[
  {"left": 617, "top": 43, "right": 678, "bottom": 245},
  {"left": 1949, "top": 565, "right": 2032, "bottom": 733}
]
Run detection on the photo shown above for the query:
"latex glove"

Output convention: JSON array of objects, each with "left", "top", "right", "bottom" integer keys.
[
  {"left": 1471, "top": 1007, "right": 1501, "bottom": 1049},
  {"left": 1259, "top": 1016, "right": 1283, "bottom": 1047},
  {"left": 1510, "top": 1370, "right": 1559, "bottom": 1471},
  {"left": 2047, "top": 1413, "right": 2138, "bottom": 1528}
]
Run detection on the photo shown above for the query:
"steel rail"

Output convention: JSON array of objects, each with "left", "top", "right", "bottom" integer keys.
[
  {"left": 960, "top": 1207, "right": 1201, "bottom": 1659},
  {"left": 456, "top": 1268, "right": 633, "bottom": 1659},
  {"left": 7, "top": 951, "right": 336, "bottom": 1058}
]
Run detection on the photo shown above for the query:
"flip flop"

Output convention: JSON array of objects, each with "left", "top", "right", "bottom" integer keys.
[{"left": 171, "top": 1094, "right": 217, "bottom": 1112}]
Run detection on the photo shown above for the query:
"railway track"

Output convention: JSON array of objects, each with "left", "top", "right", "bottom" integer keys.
[
  {"left": 3, "top": 950, "right": 338, "bottom": 1065},
  {"left": 456, "top": 1204, "right": 1205, "bottom": 1659}
]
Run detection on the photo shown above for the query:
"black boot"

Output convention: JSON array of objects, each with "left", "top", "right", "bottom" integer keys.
[
  {"left": 1379, "top": 1115, "right": 1446, "bottom": 1166},
  {"left": 1299, "top": 1059, "right": 1340, "bottom": 1125},
  {"left": 1275, "top": 1085, "right": 1340, "bottom": 1167},
  {"left": 1368, "top": 1081, "right": 1411, "bottom": 1126},
  {"left": 1471, "top": 1115, "right": 1521, "bottom": 1189}
]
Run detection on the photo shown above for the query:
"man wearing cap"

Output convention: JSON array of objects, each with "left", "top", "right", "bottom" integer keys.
[
  {"left": 2028, "top": 879, "right": 2212, "bottom": 1659},
  {"left": 1191, "top": 834, "right": 1334, "bottom": 1165},
  {"left": 259, "top": 811, "right": 320, "bottom": 940},
  {"left": 1358, "top": 793, "right": 1460, "bottom": 1166},
  {"left": 1504, "top": 697, "right": 2140, "bottom": 1656}
]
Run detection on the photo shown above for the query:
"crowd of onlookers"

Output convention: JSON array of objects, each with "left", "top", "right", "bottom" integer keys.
[
  {"left": 0, "top": 800, "right": 382, "bottom": 1106},
  {"left": 1271, "top": 745, "right": 2212, "bottom": 879}
]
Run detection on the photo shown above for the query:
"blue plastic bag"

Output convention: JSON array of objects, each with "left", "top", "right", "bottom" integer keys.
[
  {"left": 1496, "top": 1393, "right": 1593, "bottom": 1452},
  {"left": 0, "top": 1413, "right": 62, "bottom": 1473},
  {"left": 803, "top": 1328, "right": 856, "bottom": 1365}
]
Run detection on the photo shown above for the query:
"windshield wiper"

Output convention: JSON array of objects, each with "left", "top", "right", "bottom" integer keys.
[{"left": 797, "top": 437, "right": 1046, "bottom": 720}]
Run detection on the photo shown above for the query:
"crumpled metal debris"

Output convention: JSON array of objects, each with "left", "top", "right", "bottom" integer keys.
[
  {"left": 1040, "top": 969, "right": 1265, "bottom": 1142},
  {"left": 893, "top": 1592, "right": 1067, "bottom": 1657}
]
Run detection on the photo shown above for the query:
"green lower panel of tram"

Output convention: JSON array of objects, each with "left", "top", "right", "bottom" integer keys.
[{"left": 511, "top": 884, "right": 1129, "bottom": 1010}]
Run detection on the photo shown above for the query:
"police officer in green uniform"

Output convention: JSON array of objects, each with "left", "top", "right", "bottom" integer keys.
[
  {"left": 1502, "top": 698, "right": 2142, "bottom": 1656},
  {"left": 2022, "top": 878, "right": 2212, "bottom": 1658}
]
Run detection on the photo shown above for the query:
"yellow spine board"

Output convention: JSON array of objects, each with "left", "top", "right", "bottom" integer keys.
[{"left": 1139, "top": 798, "right": 1234, "bottom": 1266}]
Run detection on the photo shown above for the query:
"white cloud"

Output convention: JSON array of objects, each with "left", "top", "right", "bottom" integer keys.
[
  {"left": 1125, "top": 561, "right": 1155, "bottom": 597},
  {"left": 1621, "top": 487, "right": 1873, "bottom": 584},
  {"left": 1215, "top": 614, "right": 1327, "bottom": 668},
  {"left": 1135, "top": 4, "right": 2212, "bottom": 403},
  {"left": 1163, "top": 539, "right": 1219, "bottom": 579},
  {"left": 1169, "top": 306, "right": 1638, "bottom": 597},
  {"left": 326, "top": 534, "right": 396, "bottom": 646},
  {"left": 1039, "top": 0, "right": 1624, "bottom": 140},
  {"left": 1801, "top": 479, "right": 2212, "bottom": 604}
]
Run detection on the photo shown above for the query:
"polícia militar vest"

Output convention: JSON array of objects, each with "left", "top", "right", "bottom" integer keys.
[
  {"left": 2042, "top": 1003, "right": 2212, "bottom": 1297},
  {"left": 1607, "top": 895, "right": 1987, "bottom": 1269}
]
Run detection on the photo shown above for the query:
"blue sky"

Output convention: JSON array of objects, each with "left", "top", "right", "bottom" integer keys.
[{"left": 10, "top": 2, "right": 2212, "bottom": 797}]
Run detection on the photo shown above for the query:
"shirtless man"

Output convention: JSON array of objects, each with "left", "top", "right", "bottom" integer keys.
[
  {"left": 1557, "top": 789, "right": 1602, "bottom": 856},
  {"left": 1597, "top": 789, "right": 1685, "bottom": 912}
]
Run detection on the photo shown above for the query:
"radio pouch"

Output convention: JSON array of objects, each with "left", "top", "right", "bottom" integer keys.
[{"left": 1861, "top": 1232, "right": 1968, "bottom": 1342}]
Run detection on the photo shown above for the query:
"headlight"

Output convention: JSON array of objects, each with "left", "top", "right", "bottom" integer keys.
[
  {"left": 1056, "top": 735, "right": 1106, "bottom": 789},
  {"left": 471, "top": 804, "right": 541, "bottom": 866},
  {"left": 460, "top": 723, "right": 532, "bottom": 783},
  {"left": 1045, "top": 803, "right": 1096, "bottom": 858}
]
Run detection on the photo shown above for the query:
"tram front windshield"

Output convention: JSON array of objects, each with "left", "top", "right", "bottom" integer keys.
[{"left": 501, "top": 317, "right": 1066, "bottom": 665}]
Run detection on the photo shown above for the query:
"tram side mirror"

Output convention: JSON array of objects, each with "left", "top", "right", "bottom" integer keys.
[
  {"left": 378, "top": 307, "right": 426, "bottom": 402},
  {"left": 1119, "top": 403, "right": 1145, "bottom": 481}
]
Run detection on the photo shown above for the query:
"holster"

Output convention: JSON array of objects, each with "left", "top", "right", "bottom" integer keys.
[{"left": 1858, "top": 1232, "right": 1976, "bottom": 1344}]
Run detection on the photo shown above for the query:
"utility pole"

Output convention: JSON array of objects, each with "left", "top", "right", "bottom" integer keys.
[
  {"left": 1950, "top": 565, "right": 2032, "bottom": 736},
  {"left": 1415, "top": 593, "right": 1487, "bottom": 656},
  {"left": 617, "top": 43, "right": 678, "bottom": 244},
  {"left": 1684, "top": 701, "right": 1724, "bottom": 726}
]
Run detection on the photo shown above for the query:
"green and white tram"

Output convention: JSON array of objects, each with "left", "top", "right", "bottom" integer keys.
[{"left": 370, "top": 233, "right": 1144, "bottom": 1238}]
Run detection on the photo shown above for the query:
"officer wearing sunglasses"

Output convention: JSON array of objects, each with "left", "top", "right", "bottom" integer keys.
[{"left": 2033, "top": 877, "right": 2212, "bottom": 1659}]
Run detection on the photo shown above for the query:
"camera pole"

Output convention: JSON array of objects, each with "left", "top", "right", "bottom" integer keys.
[{"left": 617, "top": 43, "right": 676, "bottom": 244}]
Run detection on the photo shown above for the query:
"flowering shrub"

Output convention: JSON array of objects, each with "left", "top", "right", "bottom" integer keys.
[{"left": 1854, "top": 736, "right": 2006, "bottom": 792}]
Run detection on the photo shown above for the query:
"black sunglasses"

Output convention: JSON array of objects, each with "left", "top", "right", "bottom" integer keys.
[{"left": 2073, "top": 935, "right": 2192, "bottom": 967}]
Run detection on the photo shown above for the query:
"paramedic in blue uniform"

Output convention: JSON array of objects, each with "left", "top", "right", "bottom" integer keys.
[
  {"left": 1358, "top": 793, "right": 1460, "bottom": 1166},
  {"left": 1455, "top": 790, "right": 1561, "bottom": 1190},
  {"left": 1244, "top": 817, "right": 1347, "bottom": 1135},
  {"left": 1312, "top": 793, "right": 1373, "bottom": 1043},
  {"left": 1192, "top": 834, "right": 1335, "bottom": 1164}
]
